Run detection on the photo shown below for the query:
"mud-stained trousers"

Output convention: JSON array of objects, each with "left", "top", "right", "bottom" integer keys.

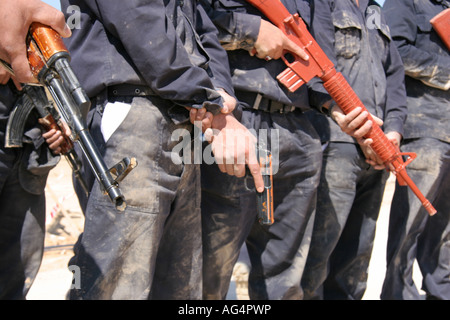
[
  {"left": 302, "top": 142, "right": 389, "bottom": 300},
  {"left": 381, "top": 138, "right": 450, "bottom": 300},
  {"left": 0, "top": 150, "right": 46, "bottom": 300},
  {"left": 0, "top": 83, "right": 57, "bottom": 299},
  {"left": 202, "top": 108, "right": 322, "bottom": 300},
  {"left": 69, "top": 95, "right": 202, "bottom": 300}
]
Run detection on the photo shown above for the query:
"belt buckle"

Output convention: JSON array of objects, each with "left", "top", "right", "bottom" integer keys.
[
  {"left": 279, "top": 105, "right": 295, "bottom": 113},
  {"left": 286, "top": 106, "right": 295, "bottom": 113}
]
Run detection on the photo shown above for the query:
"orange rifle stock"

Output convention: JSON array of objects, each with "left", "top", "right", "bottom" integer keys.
[{"left": 246, "top": 0, "right": 436, "bottom": 215}]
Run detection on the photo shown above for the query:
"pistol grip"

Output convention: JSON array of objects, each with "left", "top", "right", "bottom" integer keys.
[
  {"left": 256, "top": 149, "right": 274, "bottom": 225},
  {"left": 257, "top": 182, "right": 274, "bottom": 225}
]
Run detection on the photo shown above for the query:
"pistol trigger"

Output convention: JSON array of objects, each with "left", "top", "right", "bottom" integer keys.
[{"left": 244, "top": 167, "right": 256, "bottom": 192}]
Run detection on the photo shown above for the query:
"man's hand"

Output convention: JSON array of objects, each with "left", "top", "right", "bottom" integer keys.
[
  {"left": 0, "top": 0, "right": 71, "bottom": 84},
  {"left": 330, "top": 105, "right": 404, "bottom": 170},
  {"left": 251, "top": 19, "right": 309, "bottom": 61},
  {"left": 189, "top": 88, "right": 237, "bottom": 132},
  {"left": 330, "top": 105, "right": 384, "bottom": 140},
  {"left": 205, "top": 113, "right": 264, "bottom": 193},
  {"left": 190, "top": 107, "right": 214, "bottom": 133},
  {"left": 42, "top": 122, "right": 71, "bottom": 155},
  {"left": 360, "top": 131, "right": 402, "bottom": 170},
  {"left": 42, "top": 129, "right": 65, "bottom": 155},
  {"left": 0, "top": 67, "right": 11, "bottom": 85},
  {"left": 188, "top": 92, "right": 263, "bottom": 191},
  {"left": 216, "top": 88, "right": 237, "bottom": 114}
]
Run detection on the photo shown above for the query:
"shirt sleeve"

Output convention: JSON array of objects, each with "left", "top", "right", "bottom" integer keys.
[
  {"left": 89, "top": 0, "right": 225, "bottom": 113},
  {"left": 382, "top": 38, "right": 407, "bottom": 136},
  {"left": 201, "top": 0, "right": 261, "bottom": 51},
  {"left": 195, "top": 3, "right": 235, "bottom": 96},
  {"left": 383, "top": 0, "right": 450, "bottom": 90}
]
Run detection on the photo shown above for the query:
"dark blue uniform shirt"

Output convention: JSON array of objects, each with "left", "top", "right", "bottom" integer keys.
[
  {"left": 60, "top": 0, "right": 235, "bottom": 115},
  {"left": 200, "top": 0, "right": 312, "bottom": 111},
  {"left": 308, "top": 0, "right": 407, "bottom": 143},
  {"left": 383, "top": 0, "right": 450, "bottom": 143}
]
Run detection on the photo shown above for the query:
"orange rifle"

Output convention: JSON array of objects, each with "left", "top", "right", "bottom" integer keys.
[
  {"left": 246, "top": 0, "right": 436, "bottom": 215},
  {"left": 430, "top": 8, "right": 450, "bottom": 51}
]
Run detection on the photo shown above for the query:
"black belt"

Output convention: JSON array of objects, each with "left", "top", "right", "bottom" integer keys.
[
  {"left": 107, "top": 84, "right": 155, "bottom": 97},
  {"left": 237, "top": 92, "right": 295, "bottom": 113}
]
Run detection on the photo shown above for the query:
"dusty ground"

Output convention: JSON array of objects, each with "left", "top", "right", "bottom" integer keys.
[
  {"left": 26, "top": 158, "right": 424, "bottom": 300},
  {"left": 26, "top": 157, "right": 83, "bottom": 300}
]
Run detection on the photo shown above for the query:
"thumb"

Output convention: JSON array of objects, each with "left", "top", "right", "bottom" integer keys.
[{"left": 33, "top": 5, "right": 72, "bottom": 38}]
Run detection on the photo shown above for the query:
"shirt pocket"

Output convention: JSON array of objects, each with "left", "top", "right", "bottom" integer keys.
[
  {"left": 372, "top": 16, "right": 392, "bottom": 61},
  {"left": 331, "top": 9, "right": 362, "bottom": 59}
]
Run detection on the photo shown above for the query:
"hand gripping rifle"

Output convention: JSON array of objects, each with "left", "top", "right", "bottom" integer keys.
[
  {"left": 6, "top": 84, "right": 90, "bottom": 196},
  {"left": 2, "top": 23, "right": 137, "bottom": 211},
  {"left": 245, "top": 0, "right": 437, "bottom": 215}
]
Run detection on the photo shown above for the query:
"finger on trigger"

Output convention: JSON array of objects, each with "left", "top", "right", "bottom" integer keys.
[
  {"left": 247, "top": 147, "right": 264, "bottom": 192},
  {"left": 285, "top": 39, "right": 309, "bottom": 61}
]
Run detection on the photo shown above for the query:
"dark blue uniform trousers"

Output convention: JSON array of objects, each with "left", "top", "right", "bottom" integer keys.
[
  {"left": 202, "top": 108, "right": 322, "bottom": 300},
  {"left": 382, "top": 138, "right": 450, "bottom": 300},
  {"left": 302, "top": 142, "right": 389, "bottom": 300},
  {"left": 69, "top": 96, "right": 202, "bottom": 300}
]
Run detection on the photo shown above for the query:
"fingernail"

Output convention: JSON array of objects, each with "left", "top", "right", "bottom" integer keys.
[{"left": 64, "top": 24, "right": 72, "bottom": 37}]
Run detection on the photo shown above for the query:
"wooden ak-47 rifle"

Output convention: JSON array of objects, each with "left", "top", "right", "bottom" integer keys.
[{"left": 2, "top": 23, "right": 137, "bottom": 211}]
